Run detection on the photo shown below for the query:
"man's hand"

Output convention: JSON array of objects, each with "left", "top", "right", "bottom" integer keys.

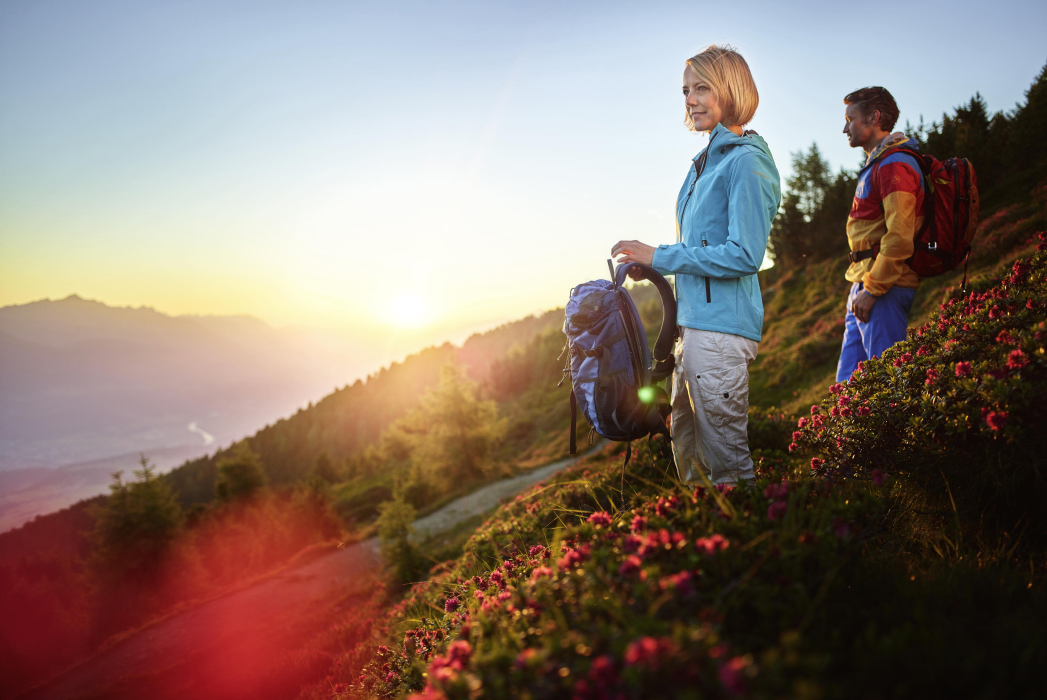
[
  {"left": 851, "top": 290, "right": 877, "bottom": 324},
  {"left": 611, "top": 240, "right": 656, "bottom": 279}
]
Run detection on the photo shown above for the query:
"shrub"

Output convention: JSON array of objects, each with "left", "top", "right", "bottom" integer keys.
[
  {"left": 792, "top": 234, "right": 1047, "bottom": 552},
  {"left": 376, "top": 497, "right": 425, "bottom": 586}
]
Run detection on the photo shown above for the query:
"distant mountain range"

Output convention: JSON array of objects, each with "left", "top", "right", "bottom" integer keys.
[{"left": 0, "top": 294, "right": 379, "bottom": 529}]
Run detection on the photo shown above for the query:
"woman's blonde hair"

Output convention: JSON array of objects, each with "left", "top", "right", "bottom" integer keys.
[{"left": 684, "top": 45, "right": 759, "bottom": 130}]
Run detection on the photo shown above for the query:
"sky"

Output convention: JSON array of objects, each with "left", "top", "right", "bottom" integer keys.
[{"left": 2, "top": 0, "right": 1045, "bottom": 365}]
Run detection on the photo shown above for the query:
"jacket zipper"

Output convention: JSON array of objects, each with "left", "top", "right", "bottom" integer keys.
[{"left": 680, "top": 134, "right": 715, "bottom": 304}]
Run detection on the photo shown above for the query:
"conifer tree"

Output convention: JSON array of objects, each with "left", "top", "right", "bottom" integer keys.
[
  {"left": 214, "top": 442, "right": 267, "bottom": 501},
  {"left": 91, "top": 456, "right": 184, "bottom": 580},
  {"left": 402, "top": 363, "right": 507, "bottom": 488}
]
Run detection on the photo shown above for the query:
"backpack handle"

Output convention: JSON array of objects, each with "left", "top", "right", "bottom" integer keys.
[{"left": 613, "top": 262, "right": 679, "bottom": 380}]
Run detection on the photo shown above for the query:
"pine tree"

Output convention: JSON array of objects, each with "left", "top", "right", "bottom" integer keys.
[
  {"left": 91, "top": 456, "right": 184, "bottom": 580},
  {"left": 214, "top": 442, "right": 267, "bottom": 501},
  {"left": 403, "top": 363, "right": 508, "bottom": 488}
]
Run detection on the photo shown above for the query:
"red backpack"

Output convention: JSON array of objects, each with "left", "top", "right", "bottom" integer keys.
[{"left": 874, "top": 146, "right": 980, "bottom": 280}]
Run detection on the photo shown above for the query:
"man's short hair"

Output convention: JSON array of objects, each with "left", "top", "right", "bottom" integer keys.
[
  {"left": 685, "top": 45, "right": 759, "bottom": 129},
  {"left": 844, "top": 87, "right": 899, "bottom": 132}
]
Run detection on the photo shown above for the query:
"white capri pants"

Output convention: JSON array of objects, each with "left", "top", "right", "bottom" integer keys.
[{"left": 670, "top": 327, "right": 758, "bottom": 484}]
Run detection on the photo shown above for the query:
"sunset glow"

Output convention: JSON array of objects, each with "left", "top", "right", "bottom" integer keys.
[{"left": 388, "top": 293, "right": 430, "bottom": 327}]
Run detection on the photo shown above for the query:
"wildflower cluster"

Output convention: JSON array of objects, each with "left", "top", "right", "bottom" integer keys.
[
  {"left": 347, "top": 443, "right": 880, "bottom": 699},
  {"left": 792, "top": 236, "right": 1047, "bottom": 480}
]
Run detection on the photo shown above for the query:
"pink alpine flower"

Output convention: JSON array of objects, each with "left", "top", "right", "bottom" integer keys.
[
  {"left": 767, "top": 501, "right": 788, "bottom": 520},
  {"left": 695, "top": 534, "right": 730, "bottom": 555},
  {"left": 587, "top": 655, "right": 618, "bottom": 687},
  {"left": 655, "top": 495, "right": 679, "bottom": 517},
  {"left": 955, "top": 361, "right": 972, "bottom": 378},
  {"left": 810, "top": 405, "right": 821, "bottom": 414},
  {"left": 797, "top": 417, "right": 809, "bottom": 428},
  {"left": 587, "top": 511, "right": 612, "bottom": 527},
  {"left": 558, "top": 544, "right": 590, "bottom": 571},
  {"left": 515, "top": 648, "right": 539, "bottom": 669},
  {"left": 658, "top": 570, "right": 694, "bottom": 596},
  {"left": 810, "top": 457, "right": 824, "bottom": 470},
  {"left": 443, "top": 597, "right": 460, "bottom": 613},
  {"left": 984, "top": 410, "right": 1008, "bottom": 431},
  {"left": 718, "top": 656, "right": 750, "bottom": 696},
  {"left": 630, "top": 514, "right": 648, "bottom": 532},
  {"left": 925, "top": 368, "right": 940, "bottom": 385},
  {"left": 871, "top": 469, "right": 887, "bottom": 486},
  {"left": 530, "top": 566, "right": 553, "bottom": 581},
  {"left": 858, "top": 406, "right": 871, "bottom": 416},
  {"left": 1006, "top": 349, "right": 1028, "bottom": 370},
  {"left": 840, "top": 407, "right": 853, "bottom": 417},
  {"left": 624, "top": 636, "right": 678, "bottom": 671},
  {"left": 445, "top": 642, "right": 473, "bottom": 667},
  {"left": 618, "top": 554, "right": 644, "bottom": 577}
]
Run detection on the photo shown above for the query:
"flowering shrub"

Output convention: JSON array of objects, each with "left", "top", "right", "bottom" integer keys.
[
  {"left": 791, "top": 235, "right": 1047, "bottom": 547},
  {"left": 330, "top": 440, "right": 910, "bottom": 699}
]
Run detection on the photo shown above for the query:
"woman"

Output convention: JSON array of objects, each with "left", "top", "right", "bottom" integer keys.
[{"left": 612, "top": 45, "right": 780, "bottom": 485}]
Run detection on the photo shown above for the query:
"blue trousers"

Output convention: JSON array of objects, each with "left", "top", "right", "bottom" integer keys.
[{"left": 836, "top": 282, "right": 916, "bottom": 382}]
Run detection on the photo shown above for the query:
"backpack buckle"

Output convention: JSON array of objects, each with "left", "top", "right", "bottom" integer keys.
[{"left": 927, "top": 242, "right": 937, "bottom": 251}]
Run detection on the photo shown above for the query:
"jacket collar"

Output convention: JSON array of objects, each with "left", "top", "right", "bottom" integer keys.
[{"left": 864, "top": 131, "right": 910, "bottom": 166}]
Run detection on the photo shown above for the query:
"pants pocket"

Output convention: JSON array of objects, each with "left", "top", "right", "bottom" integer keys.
[{"left": 696, "top": 364, "right": 749, "bottom": 430}]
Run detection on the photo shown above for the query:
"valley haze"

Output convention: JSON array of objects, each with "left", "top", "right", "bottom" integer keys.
[{"left": 0, "top": 293, "right": 524, "bottom": 531}]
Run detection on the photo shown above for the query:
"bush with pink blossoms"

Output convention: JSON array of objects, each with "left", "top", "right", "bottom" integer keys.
[{"left": 791, "top": 237, "right": 1047, "bottom": 552}]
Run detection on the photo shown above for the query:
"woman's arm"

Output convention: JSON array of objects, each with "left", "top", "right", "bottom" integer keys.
[{"left": 650, "top": 151, "right": 778, "bottom": 279}]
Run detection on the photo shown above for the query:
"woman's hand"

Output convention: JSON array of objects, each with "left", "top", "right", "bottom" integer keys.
[{"left": 611, "top": 240, "right": 656, "bottom": 268}]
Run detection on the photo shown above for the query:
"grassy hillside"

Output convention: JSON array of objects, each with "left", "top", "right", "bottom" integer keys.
[{"left": 300, "top": 233, "right": 1047, "bottom": 700}]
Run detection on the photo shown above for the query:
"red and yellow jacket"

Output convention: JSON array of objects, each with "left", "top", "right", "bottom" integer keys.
[{"left": 846, "top": 132, "right": 924, "bottom": 296}]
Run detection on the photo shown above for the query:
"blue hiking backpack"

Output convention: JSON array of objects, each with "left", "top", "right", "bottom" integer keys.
[{"left": 560, "top": 261, "right": 679, "bottom": 461}]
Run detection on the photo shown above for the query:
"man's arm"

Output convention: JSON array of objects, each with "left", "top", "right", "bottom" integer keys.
[{"left": 862, "top": 156, "right": 922, "bottom": 297}]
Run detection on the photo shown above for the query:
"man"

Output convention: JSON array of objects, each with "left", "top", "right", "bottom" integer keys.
[{"left": 837, "top": 86, "right": 924, "bottom": 382}]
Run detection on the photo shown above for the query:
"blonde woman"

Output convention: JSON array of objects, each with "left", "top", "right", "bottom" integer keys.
[{"left": 612, "top": 45, "right": 781, "bottom": 484}]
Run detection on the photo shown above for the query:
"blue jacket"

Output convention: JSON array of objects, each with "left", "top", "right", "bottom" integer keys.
[{"left": 652, "top": 123, "right": 781, "bottom": 342}]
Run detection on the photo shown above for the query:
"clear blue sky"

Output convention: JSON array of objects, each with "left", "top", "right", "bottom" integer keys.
[{"left": 2, "top": 0, "right": 1044, "bottom": 356}]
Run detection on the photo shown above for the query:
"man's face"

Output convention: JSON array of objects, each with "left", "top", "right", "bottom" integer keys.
[{"left": 843, "top": 102, "right": 877, "bottom": 149}]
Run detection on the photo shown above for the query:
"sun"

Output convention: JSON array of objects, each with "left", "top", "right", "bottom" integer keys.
[{"left": 388, "top": 293, "right": 428, "bottom": 327}]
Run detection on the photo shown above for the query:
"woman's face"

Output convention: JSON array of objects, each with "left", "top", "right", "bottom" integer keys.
[{"left": 683, "top": 64, "right": 725, "bottom": 132}]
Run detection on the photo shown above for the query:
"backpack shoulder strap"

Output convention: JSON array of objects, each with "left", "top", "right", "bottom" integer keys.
[{"left": 614, "top": 262, "right": 679, "bottom": 381}]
